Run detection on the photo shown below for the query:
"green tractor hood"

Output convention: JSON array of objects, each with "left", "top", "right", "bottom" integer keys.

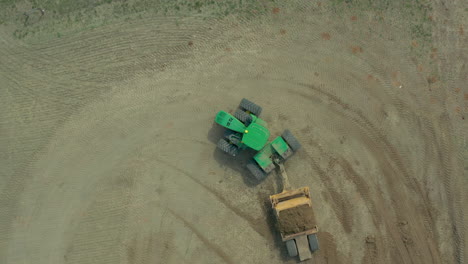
[
  {"left": 215, "top": 111, "right": 246, "bottom": 133},
  {"left": 215, "top": 110, "right": 270, "bottom": 150},
  {"left": 242, "top": 123, "right": 270, "bottom": 150}
]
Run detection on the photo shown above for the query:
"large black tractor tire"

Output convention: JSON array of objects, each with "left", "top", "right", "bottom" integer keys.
[
  {"left": 234, "top": 109, "right": 252, "bottom": 126},
  {"left": 246, "top": 160, "right": 267, "bottom": 181},
  {"left": 217, "top": 139, "right": 239, "bottom": 156},
  {"left": 281, "top": 129, "right": 302, "bottom": 152},
  {"left": 239, "top": 98, "right": 262, "bottom": 116},
  {"left": 286, "top": 239, "right": 298, "bottom": 257},
  {"left": 308, "top": 234, "right": 319, "bottom": 253}
]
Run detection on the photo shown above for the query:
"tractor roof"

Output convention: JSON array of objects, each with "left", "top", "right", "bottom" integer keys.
[{"left": 242, "top": 123, "right": 270, "bottom": 150}]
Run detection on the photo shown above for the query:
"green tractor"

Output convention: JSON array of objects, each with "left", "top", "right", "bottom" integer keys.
[{"left": 214, "top": 98, "right": 301, "bottom": 181}]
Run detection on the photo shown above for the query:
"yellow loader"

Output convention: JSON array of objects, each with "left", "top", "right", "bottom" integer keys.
[{"left": 270, "top": 158, "right": 319, "bottom": 261}]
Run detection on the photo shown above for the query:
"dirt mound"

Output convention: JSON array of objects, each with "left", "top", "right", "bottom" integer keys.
[{"left": 278, "top": 205, "right": 316, "bottom": 236}]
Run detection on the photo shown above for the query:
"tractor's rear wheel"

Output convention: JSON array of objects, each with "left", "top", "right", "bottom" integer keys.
[
  {"left": 308, "top": 234, "right": 319, "bottom": 253},
  {"left": 286, "top": 239, "right": 298, "bottom": 257},
  {"left": 217, "top": 139, "right": 239, "bottom": 156},
  {"left": 239, "top": 98, "right": 262, "bottom": 116},
  {"left": 234, "top": 109, "right": 252, "bottom": 125},
  {"left": 246, "top": 160, "right": 267, "bottom": 181},
  {"left": 281, "top": 129, "right": 302, "bottom": 152}
]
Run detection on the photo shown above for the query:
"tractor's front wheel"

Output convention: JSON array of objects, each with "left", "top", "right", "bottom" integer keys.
[
  {"left": 246, "top": 160, "right": 267, "bottom": 181},
  {"left": 239, "top": 98, "right": 262, "bottom": 117},
  {"left": 281, "top": 129, "right": 302, "bottom": 152},
  {"left": 234, "top": 109, "right": 252, "bottom": 126},
  {"left": 217, "top": 139, "right": 239, "bottom": 156}
]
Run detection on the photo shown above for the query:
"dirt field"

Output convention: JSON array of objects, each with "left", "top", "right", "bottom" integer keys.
[{"left": 0, "top": 0, "right": 467, "bottom": 263}]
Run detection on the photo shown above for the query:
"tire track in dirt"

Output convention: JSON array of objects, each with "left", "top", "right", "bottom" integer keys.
[
  {"left": 302, "top": 141, "right": 408, "bottom": 264},
  {"left": 304, "top": 139, "right": 354, "bottom": 234},
  {"left": 289, "top": 82, "right": 424, "bottom": 193},
  {"left": 154, "top": 156, "right": 270, "bottom": 240},
  {"left": 375, "top": 77, "right": 444, "bottom": 255},
  {"left": 0, "top": 16, "right": 213, "bottom": 199},
  {"left": 356, "top": 47, "right": 463, "bottom": 262},
  {"left": 0, "top": 16, "right": 213, "bottom": 99},
  {"left": 363, "top": 235, "right": 379, "bottom": 264},
  {"left": 167, "top": 208, "right": 234, "bottom": 264},
  {"left": 359, "top": 36, "right": 464, "bottom": 261},
  {"left": 405, "top": 111, "right": 459, "bottom": 255},
  {"left": 28, "top": 18, "right": 197, "bottom": 58},
  {"left": 313, "top": 231, "right": 343, "bottom": 263},
  {"left": 30, "top": 16, "right": 203, "bottom": 49},
  {"left": 125, "top": 229, "right": 179, "bottom": 264},
  {"left": 291, "top": 81, "right": 435, "bottom": 205},
  {"left": 348, "top": 123, "right": 437, "bottom": 262},
  {"left": 0, "top": 36, "right": 85, "bottom": 85},
  {"left": 337, "top": 158, "right": 381, "bottom": 227},
  {"left": 0, "top": 43, "right": 117, "bottom": 86},
  {"left": 0, "top": 34, "right": 142, "bottom": 260},
  {"left": 0, "top": 49, "right": 107, "bottom": 110},
  {"left": 0, "top": 112, "right": 65, "bottom": 262},
  {"left": 34, "top": 19, "right": 206, "bottom": 69},
  {"left": 64, "top": 178, "right": 133, "bottom": 264},
  {"left": 2, "top": 3, "right": 464, "bottom": 263},
  {"left": 431, "top": 1, "right": 467, "bottom": 261},
  {"left": 0, "top": 15, "right": 219, "bottom": 188},
  {"left": 431, "top": 113, "right": 465, "bottom": 263},
  {"left": 286, "top": 81, "right": 443, "bottom": 263},
  {"left": 334, "top": 106, "right": 437, "bottom": 262}
]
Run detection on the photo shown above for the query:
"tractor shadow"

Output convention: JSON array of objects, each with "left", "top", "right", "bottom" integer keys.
[
  {"left": 207, "top": 122, "right": 263, "bottom": 187},
  {"left": 258, "top": 193, "right": 297, "bottom": 263}
]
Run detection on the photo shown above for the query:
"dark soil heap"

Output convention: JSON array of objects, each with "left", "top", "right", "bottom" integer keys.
[{"left": 277, "top": 205, "right": 316, "bottom": 236}]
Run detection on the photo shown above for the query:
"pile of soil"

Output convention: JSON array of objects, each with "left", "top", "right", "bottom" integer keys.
[{"left": 277, "top": 205, "right": 316, "bottom": 236}]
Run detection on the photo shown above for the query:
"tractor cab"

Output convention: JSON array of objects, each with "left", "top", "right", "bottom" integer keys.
[
  {"left": 242, "top": 122, "right": 270, "bottom": 151},
  {"left": 214, "top": 110, "right": 270, "bottom": 151}
]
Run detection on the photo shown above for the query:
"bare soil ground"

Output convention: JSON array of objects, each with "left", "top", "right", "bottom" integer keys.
[{"left": 0, "top": 0, "right": 467, "bottom": 263}]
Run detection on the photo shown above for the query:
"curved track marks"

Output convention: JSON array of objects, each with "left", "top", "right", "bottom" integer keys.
[
  {"left": 287, "top": 81, "right": 443, "bottom": 263},
  {"left": 1, "top": 2, "right": 466, "bottom": 263}
]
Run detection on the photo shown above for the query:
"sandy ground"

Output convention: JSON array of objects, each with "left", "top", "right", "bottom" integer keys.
[{"left": 1, "top": 1, "right": 467, "bottom": 263}]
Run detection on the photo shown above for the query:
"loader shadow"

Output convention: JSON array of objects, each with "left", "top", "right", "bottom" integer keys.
[
  {"left": 208, "top": 123, "right": 303, "bottom": 263},
  {"left": 259, "top": 194, "right": 296, "bottom": 263},
  {"left": 259, "top": 179, "right": 309, "bottom": 263},
  {"left": 207, "top": 122, "right": 262, "bottom": 187}
]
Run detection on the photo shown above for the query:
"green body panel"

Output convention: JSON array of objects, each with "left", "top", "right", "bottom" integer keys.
[
  {"left": 215, "top": 110, "right": 270, "bottom": 150},
  {"left": 271, "top": 136, "right": 290, "bottom": 155},
  {"left": 254, "top": 136, "right": 290, "bottom": 169},
  {"left": 242, "top": 123, "right": 270, "bottom": 151},
  {"left": 215, "top": 111, "right": 246, "bottom": 133},
  {"left": 252, "top": 115, "right": 267, "bottom": 127}
]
